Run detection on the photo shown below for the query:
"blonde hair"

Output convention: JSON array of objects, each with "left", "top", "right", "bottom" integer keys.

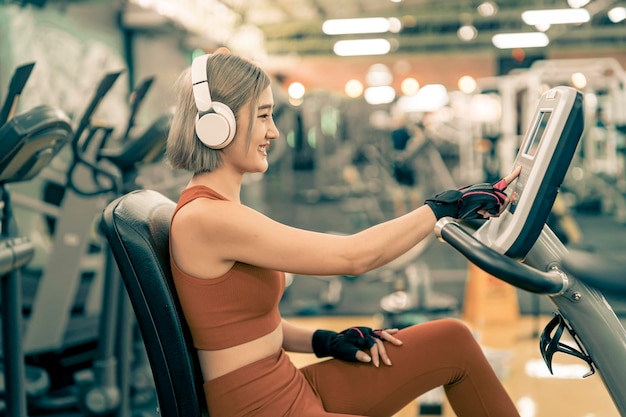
[{"left": 166, "top": 53, "right": 270, "bottom": 174}]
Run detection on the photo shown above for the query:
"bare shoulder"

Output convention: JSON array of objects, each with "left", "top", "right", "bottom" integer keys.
[
  {"left": 173, "top": 197, "right": 264, "bottom": 231},
  {"left": 170, "top": 198, "right": 247, "bottom": 278}
]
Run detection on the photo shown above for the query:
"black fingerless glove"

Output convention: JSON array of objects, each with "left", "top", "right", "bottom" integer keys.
[
  {"left": 312, "top": 326, "right": 380, "bottom": 361},
  {"left": 425, "top": 178, "right": 508, "bottom": 220}
]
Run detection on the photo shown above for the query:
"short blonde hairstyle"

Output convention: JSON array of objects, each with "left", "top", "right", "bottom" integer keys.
[{"left": 166, "top": 53, "right": 270, "bottom": 174}]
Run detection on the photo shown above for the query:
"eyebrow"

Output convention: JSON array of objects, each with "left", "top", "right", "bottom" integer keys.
[{"left": 258, "top": 103, "right": 273, "bottom": 111}]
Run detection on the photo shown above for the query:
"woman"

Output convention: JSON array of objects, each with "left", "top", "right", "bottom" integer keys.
[{"left": 166, "top": 49, "right": 521, "bottom": 417}]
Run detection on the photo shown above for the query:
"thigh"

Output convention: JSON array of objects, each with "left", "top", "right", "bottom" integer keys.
[
  {"left": 204, "top": 349, "right": 366, "bottom": 417},
  {"left": 300, "top": 318, "right": 476, "bottom": 417}
]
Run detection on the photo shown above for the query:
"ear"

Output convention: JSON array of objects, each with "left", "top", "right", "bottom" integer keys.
[{"left": 214, "top": 47, "right": 231, "bottom": 54}]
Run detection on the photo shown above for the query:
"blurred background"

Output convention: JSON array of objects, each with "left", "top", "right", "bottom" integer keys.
[{"left": 1, "top": 0, "right": 625, "bottom": 416}]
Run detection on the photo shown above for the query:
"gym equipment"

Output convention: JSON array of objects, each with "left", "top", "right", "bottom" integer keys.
[
  {"left": 191, "top": 54, "right": 236, "bottom": 149},
  {"left": 0, "top": 82, "right": 73, "bottom": 416},
  {"left": 34, "top": 74, "right": 167, "bottom": 416},
  {"left": 100, "top": 189, "right": 207, "bottom": 417},
  {"left": 0, "top": 62, "right": 35, "bottom": 127},
  {"left": 22, "top": 70, "right": 123, "bottom": 361},
  {"left": 435, "top": 85, "right": 626, "bottom": 414},
  {"left": 14, "top": 71, "right": 124, "bottom": 417},
  {"left": 472, "top": 86, "right": 583, "bottom": 258},
  {"left": 7, "top": 68, "right": 166, "bottom": 415},
  {"left": 62, "top": 75, "right": 165, "bottom": 417}
]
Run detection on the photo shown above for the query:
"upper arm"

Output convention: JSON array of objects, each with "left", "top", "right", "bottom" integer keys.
[{"left": 171, "top": 198, "right": 361, "bottom": 277}]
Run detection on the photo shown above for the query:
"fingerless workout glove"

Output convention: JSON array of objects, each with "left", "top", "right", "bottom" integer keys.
[
  {"left": 425, "top": 177, "right": 509, "bottom": 220},
  {"left": 312, "top": 326, "right": 380, "bottom": 361}
]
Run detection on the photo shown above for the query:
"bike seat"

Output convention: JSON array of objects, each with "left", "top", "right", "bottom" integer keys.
[{"left": 562, "top": 249, "right": 626, "bottom": 294}]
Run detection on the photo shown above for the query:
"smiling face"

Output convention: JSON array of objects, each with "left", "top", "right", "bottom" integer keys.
[{"left": 221, "top": 86, "right": 280, "bottom": 175}]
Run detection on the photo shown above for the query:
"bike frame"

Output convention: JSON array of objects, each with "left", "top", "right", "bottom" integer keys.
[{"left": 435, "top": 218, "right": 626, "bottom": 414}]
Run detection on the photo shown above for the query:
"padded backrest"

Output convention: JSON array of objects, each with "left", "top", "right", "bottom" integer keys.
[{"left": 100, "top": 189, "right": 207, "bottom": 417}]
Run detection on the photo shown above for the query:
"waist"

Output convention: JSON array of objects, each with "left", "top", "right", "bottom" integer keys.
[{"left": 198, "top": 324, "right": 283, "bottom": 381}]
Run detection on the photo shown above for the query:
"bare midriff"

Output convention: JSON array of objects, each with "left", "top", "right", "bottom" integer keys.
[{"left": 197, "top": 324, "right": 283, "bottom": 381}]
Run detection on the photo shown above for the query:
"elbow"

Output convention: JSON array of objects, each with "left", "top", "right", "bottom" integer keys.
[
  {"left": 341, "top": 254, "right": 378, "bottom": 277},
  {"left": 335, "top": 236, "right": 381, "bottom": 276},
  {"left": 342, "top": 263, "right": 367, "bottom": 278}
]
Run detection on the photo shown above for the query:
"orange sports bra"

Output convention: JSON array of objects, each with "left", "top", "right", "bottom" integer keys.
[{"left": 170, "top": 185, "right": 285, "bottom": 350}]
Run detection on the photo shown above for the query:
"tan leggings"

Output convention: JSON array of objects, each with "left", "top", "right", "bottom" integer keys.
[{"left": 204, "top": 318, "right": 520, "bottom": 417}]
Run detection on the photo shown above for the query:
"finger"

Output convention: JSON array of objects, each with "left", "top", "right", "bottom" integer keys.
[
  {"left": 376, "top": 329, "right": 403, "bottom": 345},
  {"left": 355, "top": 350, "right": 372, "bottom": 363},
  {"left": 477, "top": 208, "right": 490, "bottom": 218},
  {"left": 500, "top": 194, "right": 514, "bottom": 213},
  {"left": 503, "top": 166, "right": 522, "bottom": 185},
  {"left": 369, "top": 343, "right": 380, "bottom": 368},
  {"left": 493, "top": 166, "right": 521, "bottom": 190},
  {"left": 375, "top": 338, "right": 393, "bottom": 366}
]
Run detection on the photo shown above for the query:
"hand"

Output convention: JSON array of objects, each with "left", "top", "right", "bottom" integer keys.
[
  {"left": 312, "top": 327, "right": 403, "bottom": 367},
  {"left": 476, "top": 166, "right": 521, "bottom": 218},
  {"left": 425, "top": 166, "right": 521, "bottom": 220}
]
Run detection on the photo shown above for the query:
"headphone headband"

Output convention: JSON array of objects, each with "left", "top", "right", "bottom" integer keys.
[{"left": 191, "top": 54, "right": 212, "bottom": 112}]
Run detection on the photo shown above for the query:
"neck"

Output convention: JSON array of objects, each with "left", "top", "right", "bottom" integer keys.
[{"left": 189, "top": 170, "right": 242, "bottom": 203}]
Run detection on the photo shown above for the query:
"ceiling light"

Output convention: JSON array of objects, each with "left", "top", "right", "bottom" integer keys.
[
  {"left": 521, "top": 8, "right": 590, "bottom": 25},
  {"left": 366, "top": 63, "right": 393, "bottom": 87},
  {"left": 288, "top": 82, "right": 305, "bottom": 100},
  {"left": 458, "top": 75, "right": 477, "bottom": 94},
  {"left": 397, "top": 84, "right": 449, "bottom": 113},
  {"left": 323, "top": 17, "right": 394, "bottom": 35},
  {"left": 571, "top": 72, "right": 587, "bottom": 89},
  {"left": 567, "top": 0, "right": 590, "bottom": 8},
  {"left": 401, "top": 77, "right": 420, "bottom": 95},
  {"left": 388, "top": 17, "right": 403, "bottom": 33},
  {"left": 345, "top": 80, "right": 364, "bottom": 98},
  {"left": 492, "top": 32, "right": 549, "bottom": 49},
  {"left": 457, "top": 25, "right": 478, "bottom": 41},
  {"left": 364, "top": 86, "right": 396, "bottom": 105},
  {"left": 333, "top": 39, "right": 391, "bottom": 56},
  {"left": 477, "top": 1, "right": 498, "bottom": 17},
  {"left": 608, "top": 7, "right": 626, "bottom": 23}
]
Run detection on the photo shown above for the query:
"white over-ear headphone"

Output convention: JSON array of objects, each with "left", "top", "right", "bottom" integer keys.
[{"left": 191, "top": 54, "right": 237, "bottom": 149}]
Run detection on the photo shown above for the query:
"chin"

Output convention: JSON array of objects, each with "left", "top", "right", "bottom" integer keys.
[{"left": 250, "top": 163, "right": 269, "bottom": 174}]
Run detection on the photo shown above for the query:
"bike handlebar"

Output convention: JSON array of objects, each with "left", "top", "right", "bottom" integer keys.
[{"left": 434, "top": 217, "right": 567, "bottom": 295}]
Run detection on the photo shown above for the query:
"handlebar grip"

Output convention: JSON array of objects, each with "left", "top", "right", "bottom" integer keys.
[{"left": 434, "top": 218, "right": 566, "bottom": 295}]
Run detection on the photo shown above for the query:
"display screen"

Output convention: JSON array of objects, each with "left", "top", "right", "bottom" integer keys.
[{"left": 524, "top": 110, "right": 552, "bottom": 157}]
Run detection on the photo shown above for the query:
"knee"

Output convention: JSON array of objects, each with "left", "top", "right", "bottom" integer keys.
[{"left": 436, "top": 318, "right": 477, "bottom": 344}]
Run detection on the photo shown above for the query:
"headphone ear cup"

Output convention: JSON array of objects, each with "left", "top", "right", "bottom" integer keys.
[{"left": 195, "top": 101, "right": 237, "bottom": 149}]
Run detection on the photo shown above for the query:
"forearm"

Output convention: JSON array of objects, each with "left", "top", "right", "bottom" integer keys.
[
  {"left": 281, "top": 319, "right": 314, "bottom": 353},
  {"left": 347, "top": 204, "right": 436, "bottom": 273}
]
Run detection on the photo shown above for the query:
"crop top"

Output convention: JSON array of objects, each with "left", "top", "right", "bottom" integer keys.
[{"left": 170, "top": 185, "right": 285, "bottom": 350}]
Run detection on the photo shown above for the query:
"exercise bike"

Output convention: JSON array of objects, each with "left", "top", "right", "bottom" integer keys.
[{"left": 433, "top": 85, "right": 626, "bottom": 414}]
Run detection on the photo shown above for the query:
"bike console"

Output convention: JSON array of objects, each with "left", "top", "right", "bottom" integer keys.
[{"left": 474, "top": 86, "right": 584, "bottom": 258}]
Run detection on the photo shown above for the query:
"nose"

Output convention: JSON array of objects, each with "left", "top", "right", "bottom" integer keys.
[{"left": 268, "top": 119, "right": 280, "bottom": 140}]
